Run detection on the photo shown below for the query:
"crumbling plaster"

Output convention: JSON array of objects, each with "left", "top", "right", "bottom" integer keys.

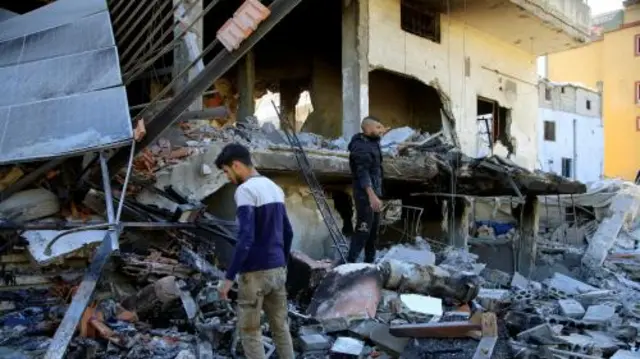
[{"left": 368, "top": 0, "right": 539, "bottom": 170}]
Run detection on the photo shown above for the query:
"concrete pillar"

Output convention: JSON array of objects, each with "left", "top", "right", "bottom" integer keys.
[
  {"left": 237, "top": 51, "right": 256, "bottom": 121},
  {"left": 517, "top": 195, "right": 540, "bottom": 277},
  {"left": 173, "top": 0, "right": 204, "bottom": 113},
  {"left": 279, "top": 79, "right": 300, "bottom": 130},
  {"left": 447, "top": 197, "right": 471, "bottom": 249},
  {"left": 341, "top": 0, "right": 369, "bottom": 139}
]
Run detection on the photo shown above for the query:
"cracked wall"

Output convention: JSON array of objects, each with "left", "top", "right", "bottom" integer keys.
[{"left": 369, "top": 0, "right": 539, "bottom": 169}]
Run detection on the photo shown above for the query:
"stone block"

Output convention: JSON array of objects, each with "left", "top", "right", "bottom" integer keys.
[
  {"left": 517, "top": 324, "right": 555, "bottom": 344},
  {"left": 331, "top": 337, "right": 364, "bottom": 356},
  {"left": 582, "top": 304, "right": 616, "bottom": 324},
  {"left": 476, "top": 288, "right": 511, "bottom": 311},
  {"left": 299, "top": 334, "right": 331, "bottom": 352},
  {"left": 558, "top": 299, "right": 585, "bottom": 319},
  {"left": 611, "top": 350, "right": 640, "bottom": 359}
]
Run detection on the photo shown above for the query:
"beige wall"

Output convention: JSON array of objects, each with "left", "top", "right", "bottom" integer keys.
[{"left": 368, "top": 0, "right": 539, "bottom": 169}]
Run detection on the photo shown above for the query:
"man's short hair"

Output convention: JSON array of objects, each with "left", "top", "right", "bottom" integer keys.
[
  {"left": 361, "top": 115, "right": 381, "bottom": 130},
  {"left": 214, "top": 143, "right": 253, "bottom": 169}
]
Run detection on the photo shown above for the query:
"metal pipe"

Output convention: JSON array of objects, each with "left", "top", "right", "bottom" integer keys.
[
  {"left": 115, "top": 142, "right": 136, "bottom": 223},
  {"left": 44, "top": 235, "right": 116, "bottom": 359},
  {"left": 99, "top": 152, "right": 115, "bottom": 223}
]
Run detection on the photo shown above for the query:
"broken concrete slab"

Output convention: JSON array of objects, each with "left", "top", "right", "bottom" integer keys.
[
  {"left": 306, "top": 263, "right": 382, "bottom": 321},
  {"left": 582, "top": 304, "right": 617, "bottom": 324},
  {"left": 399, "top": 294, "right": 442, "bottom": 320},
  {"left": 331, "top": 337, "right": 364, "bottom": 356},
  {"left": 369, "top": 323, "right": 409, "bottom": 355},
  {"left": 380, "top": 243, "right": 435, "bottom": 267},
  {"left": 24, "top": 229, "right": 106, "bottom": 265},
  {"left": 583, "top": 186, "right": 640, "bottom": 268},
  {"left": 545, "top": 272, "right": 598, "bottom": 296}
]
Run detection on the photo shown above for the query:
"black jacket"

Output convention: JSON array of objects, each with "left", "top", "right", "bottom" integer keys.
[{"left": 348, "top": 133, "right": 383, "bottom": 198}]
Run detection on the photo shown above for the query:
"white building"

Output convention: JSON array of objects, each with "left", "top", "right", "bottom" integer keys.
[{"left": 538, "top": 81, "right": 603, "bottom": 183}]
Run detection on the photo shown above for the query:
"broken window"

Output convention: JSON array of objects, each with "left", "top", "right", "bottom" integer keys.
[
  {"left": 544, "top": 87, "right": 551, "bottom": 101},
  {"left": 544, "top": 121, "right": 556, "bottom": 141},
  {"left": 561, "top": 87, "right": 565, "bottom": 94},
  {"left": 476, "top": 97, "right": 514, "bottom": 155},
  {"left": 561, "top": 158, "right": 573, "bottom": 178},
  {"left": 400, "top": 0, "right": 441, "bottom": 43},
  {"left": 586, "top": 100, "right": 591, "bottom": 110}
]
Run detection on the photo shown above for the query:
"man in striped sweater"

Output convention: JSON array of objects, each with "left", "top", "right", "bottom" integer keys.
[{"left": 214, "top": 143, "right": 295, "bottom": 359}]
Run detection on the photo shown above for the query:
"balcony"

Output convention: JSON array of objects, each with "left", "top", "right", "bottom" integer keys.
[{"left": 406, "top": 0, "right": 591, "bottom": 55}]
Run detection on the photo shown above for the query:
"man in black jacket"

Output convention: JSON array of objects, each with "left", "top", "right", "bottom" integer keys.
[{"left": 347, "top": 116, "right": 386, "bottom": 263}]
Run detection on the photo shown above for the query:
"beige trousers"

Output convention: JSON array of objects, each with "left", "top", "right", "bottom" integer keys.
[{"left": 237, "top": 267, "right": 295, "bottom": 359}]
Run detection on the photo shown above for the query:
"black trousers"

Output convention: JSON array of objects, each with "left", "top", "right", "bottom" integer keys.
[{"left": 346, "top": 196, "right": 380, "bottom": 263}]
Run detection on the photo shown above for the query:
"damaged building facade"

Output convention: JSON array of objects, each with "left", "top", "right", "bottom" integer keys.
[{"left": 13, "top": 0, "right": 640, "bottom": 358}]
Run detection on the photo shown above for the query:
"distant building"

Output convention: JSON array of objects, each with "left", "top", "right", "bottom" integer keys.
[
  {"left": 547, "top": 1, "right": 640, "bottom": 180},
  {"left": 538, "top": 81, "right": 603, "bottom": 183}
]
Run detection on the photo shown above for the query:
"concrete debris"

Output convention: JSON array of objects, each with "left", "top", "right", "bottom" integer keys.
[{"left": 0, "top": 113, "right": 635, "bottom": 359}]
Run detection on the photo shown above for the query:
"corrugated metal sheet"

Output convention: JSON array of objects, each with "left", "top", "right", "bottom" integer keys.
[{"left": 0, "top": 0, "right": 132, "bottom": 165}]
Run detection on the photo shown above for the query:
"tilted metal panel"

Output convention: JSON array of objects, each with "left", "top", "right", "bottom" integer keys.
[
  {"left": 0, "top": 0, "right": 106, "bottom": 42},
  {"left": 0, "top": 48, "right": 121, "bottom": 107},
  {"left": 0, "top": 88, "right": 132, "bottom": 165},
  {"left": 0, "top": 9, "right": 18, "bottom": 23},
  {"left": 0, "top": 12, "right": 114, "bottom": 68},
  {"left": 0, "top": 0, "right": 132, "bottom": 165}
]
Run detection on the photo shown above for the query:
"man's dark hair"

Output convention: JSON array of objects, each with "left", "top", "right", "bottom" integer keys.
[{"left": 214, "top": 143, "right": 253, "bottom": 169}]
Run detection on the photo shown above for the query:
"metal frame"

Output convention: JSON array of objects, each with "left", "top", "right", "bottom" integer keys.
[
  {"left": 44, "top": 152, "right": 121, "bottom": 359},
  {"left": 107, "top": 0, "right": 306, "bottom": 176}
]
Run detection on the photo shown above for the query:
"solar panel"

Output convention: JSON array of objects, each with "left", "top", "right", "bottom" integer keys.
[{"left": 0, "top": 0, "right": 132, "bottom": 165}]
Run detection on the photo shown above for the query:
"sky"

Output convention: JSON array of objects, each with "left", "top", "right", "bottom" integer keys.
[{"left": 588, "top": 0, "right": 623, "bottom": 15}]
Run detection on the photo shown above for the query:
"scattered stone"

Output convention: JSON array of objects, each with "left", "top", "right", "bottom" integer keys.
[
  {"left": 583, "top": 304, "right": 617, "bottom": 324},
  {"left": 331, "top": 337, "right": 364, "bottom": 356},
  {"left": 611, "top": 349, "right": 640, "bottom": 359},
  {"left": 476, "top": 288, "right": 510, "bottom": 311},
  {"left": 299, "top": 334, "right": 331, "bottom": 352},
  {"left": 558, "top": 299, "right": 586, "bottom": 319}
]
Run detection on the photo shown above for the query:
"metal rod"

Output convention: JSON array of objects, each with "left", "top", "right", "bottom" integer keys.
[
  {"left": 119, "top": 0, "right": 182, "bottom": 63},
  {"left": 44, "top": 234, "right": 116, "bottom": 359},
  {"left": 117, "top": 0, "right": 166, "bottom": 46},
  {"left": 108, "top": 0, "right": 306, "bottom": 174},
  {"left": 123, "top": 0, "right": 199, "bottom": 72},
  {"left": 111, "top": 0, "right": 138, "bottom": 28},
  {"left": 115, "top": 142, "right": 136, "bottom": 223},
  {"left": 109, "top": 0, "right": 128, "bottom": 17},
  {"left": 129, "top": 89, "right": 218, "bottom": 111},
  {"left": 115, "top": 0, "right": 156, "bottom": 39},
  {"left": 99, "top": 152, "right": 115, "bottom": 224},
  {"left": 0, "top": 158, "right": 65, "bottom": 201},
  {"left": 125, "top": 0, "right": 217, "bottom": 82},
  {"left": 114, "top": 0, "right": 152, "bottom": 40}
]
